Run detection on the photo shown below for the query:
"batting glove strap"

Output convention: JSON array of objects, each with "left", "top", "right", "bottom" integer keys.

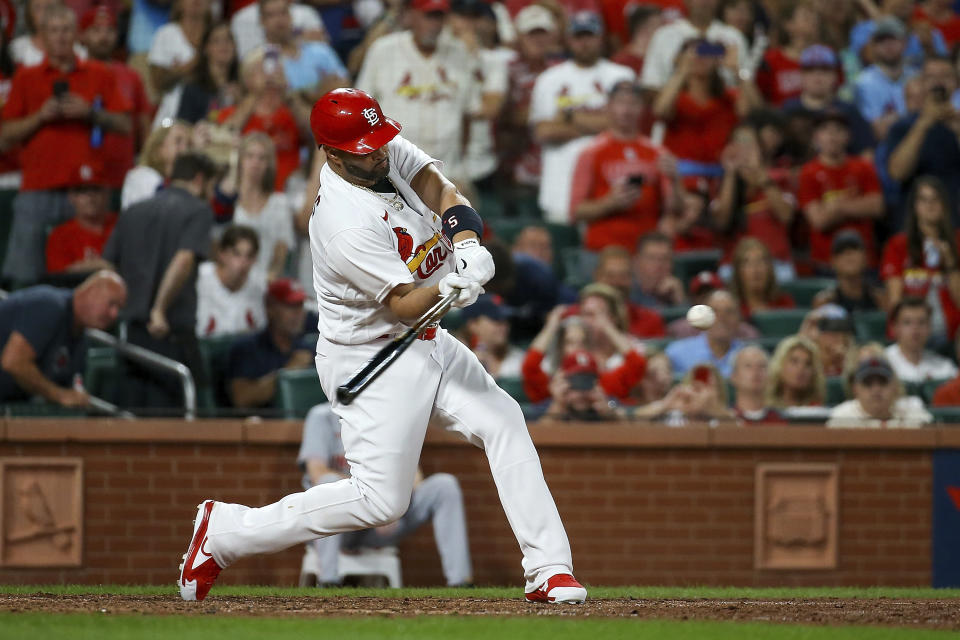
[
  {"left": 441, "top": 204, "right": 483, "bottom": 242},
  {"left": 453, "top": 238, "right": 495, "bottom": 286}
]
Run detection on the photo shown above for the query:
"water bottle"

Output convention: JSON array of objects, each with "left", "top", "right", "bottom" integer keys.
[
  {"left": 924, "top": 238, "right": 941, "bottom": 269},
  {"left": 90, "top": 95, "right": 103, "bottom": 149}
]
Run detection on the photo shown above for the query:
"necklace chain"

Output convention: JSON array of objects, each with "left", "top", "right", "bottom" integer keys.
[{"left": 358, "top": 178, "right": 404, "bottom": 211}]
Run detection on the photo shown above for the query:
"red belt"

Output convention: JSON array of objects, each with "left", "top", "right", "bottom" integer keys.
[{"left": 378, "top": 325, "right": 438, "bottom": 341}]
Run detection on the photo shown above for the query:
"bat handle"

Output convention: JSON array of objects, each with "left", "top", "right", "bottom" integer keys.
[{"left": 336, "top": 386, "right": 355, "bottom": 406}]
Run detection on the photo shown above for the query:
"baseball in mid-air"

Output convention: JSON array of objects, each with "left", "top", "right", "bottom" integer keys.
[{"left": 687, "top": 304, "right": 716, "bottom": 330}]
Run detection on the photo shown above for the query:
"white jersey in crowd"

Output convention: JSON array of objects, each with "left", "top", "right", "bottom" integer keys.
[
  {"left": 232, "top": 192, "right": 296, "bottom": 278},
  {"left": 195, "top": 261, "right": 267, "bottom": 337},
  {"left": 884, "top": 344, "right": 959, "bottom": 383},
  {"left": 641, "top": 19, "right": 750, "bottom": 90},
  {"left": 465, "top": 46, "right": 511, "bottom": 182},
  {"left": 231, "top": 2, "right": 326, "bottom": 60},
  {"left": 148, "top": 22, "right": 197, "bottom": 69},
  {"left": 309, "top": 135, "right": 455, "bottom": 344},
  {"left": 826, "top": 396, "right": 933, "bottom": 429},
  {"left": 529, "top": 59, "right": 634, "bottom": 223},
  {"left": 356, "top": 30, "right": 480, "bottom": 179}
]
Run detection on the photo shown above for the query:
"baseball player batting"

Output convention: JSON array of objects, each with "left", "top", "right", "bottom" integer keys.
[{"left": 178, "top": 88, "right": 587, "bottom": 604}]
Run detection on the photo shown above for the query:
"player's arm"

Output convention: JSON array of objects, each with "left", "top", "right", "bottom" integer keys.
[
  {"left": 409, "top": 163, "right": 477, "bottom": 241},
  {"left": 384, "top": 282, "right": 442, "bottom": 322}
]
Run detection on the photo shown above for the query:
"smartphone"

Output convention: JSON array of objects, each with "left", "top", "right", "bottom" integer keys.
[
  {"left": 52, "top": 79, "right": 69, "bottom": 98},
  {"left": 692, "top": 365, "right": 712, "bottom": 384},
  {"left": 627, "top": 174, "right": 645, "bottom": 187},
  {"left": 695, "top": 41, "right": 726, "bottom": 58},
  {"left": 932, "top": 85, "right": 949, "bottom": 103}
]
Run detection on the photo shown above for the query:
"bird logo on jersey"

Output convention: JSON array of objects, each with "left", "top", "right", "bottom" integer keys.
[{"left": 393, "top": 227, "right": 415, "bottom": 261}]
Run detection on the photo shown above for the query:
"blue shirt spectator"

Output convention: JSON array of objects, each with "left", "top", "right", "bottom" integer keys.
[
  {"left": 664, "top": 290, "right": 743, "bottom": 378},
  {"left": 849, "top": 19, "right": 947, "bottom": 73},
  {"left": 854, "top": 66, "right": 912, "bottom": 124},
  {"left": 127, "top": 0, "right": 171, "bottom": 54},
  {"left": 281, "top": 41, "right": 348, "bottom": 93}
]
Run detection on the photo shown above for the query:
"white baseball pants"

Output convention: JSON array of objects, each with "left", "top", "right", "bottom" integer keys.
[{"left": 204, "top": 329, "right": 574, "bottom": 591}]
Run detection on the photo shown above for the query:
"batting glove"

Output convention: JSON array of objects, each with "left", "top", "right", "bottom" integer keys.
[
  {"left": 453, "top": 238, "right": 495, "bottom": 286},
  {"left": 439, "top": 273, "right": 484, "bottom": 309}
]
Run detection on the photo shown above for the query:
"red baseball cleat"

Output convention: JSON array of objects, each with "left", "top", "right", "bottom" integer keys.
[
  {"left": 178, "top": 500, "right": 223, "bottom": 601},
  {"left": 525, "top": 574, "right": 587, "bottom": 604}
]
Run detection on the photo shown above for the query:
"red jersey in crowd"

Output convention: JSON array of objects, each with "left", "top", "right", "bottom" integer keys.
[
  {"left": 566, "top": 300, "right": 665, "bottom": 338},
  {"left": 755, "top": 48, "right": 802, "bottom": 106},
  {"left": 569, "top": 132, "right": 672, "bottom": 252},
  {"left": 881, "top": 230, "right": 960, "bottom": 340},
  {"left": 2, "top": 56, "right": 130, "bottom": 191},
  {"left": 521, "top": 347, "right": 647, "bottom": 403},
  {"left": 0, "top": 70, "right": 19, "bottom": 175},
  {"left": 102, "top": 61, "right": 151, "bottom": 188},
  {"left": 797, "top": 155, "right": 881, "bottom": 268},
  {"left": 914, "top": 6, "right": 960, "bottom": 47},
  {"left": 217, "top": 105, "right": 300, "bottom": 191},
  {"left": 720, "top": 168, "right": 795, "bottom": 264},
  {"left": 672, "top": 226, "right": 715, "bottom": 252},
  {"left": 45, "top": 213, "right": 118, "bottom": 273},
  {"left": 662, "top": 89, "right": 739, "bottom": 165},
  {"left": 933, "top": 376, "right": 960, "bottom": 407}
]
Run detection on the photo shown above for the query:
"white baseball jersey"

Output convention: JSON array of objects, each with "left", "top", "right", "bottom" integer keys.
[
  {"left": 356, "top": 31, "right": 480, "bottom": 178},
  {"left": 195, "top": 262, "right": 267, "bottom": 337},
  {"left": 309, "top": 135, "right": 455, "bottom": 344},
  {"left": 529, "top": 59, "right": 635, "bottom": 223}
]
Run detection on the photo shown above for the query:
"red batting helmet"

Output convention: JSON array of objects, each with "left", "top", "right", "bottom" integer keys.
[{"left": 310, "top": 88, "right": 401, "bottom": 154}]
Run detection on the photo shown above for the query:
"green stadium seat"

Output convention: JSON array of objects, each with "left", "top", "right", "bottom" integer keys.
[
  {"left": 560, "top": 247, "right": 597, "bottom": 290},
  {"left": 487, "top": 217, "right": 540, "bottom": 246},
  {"left": 497, "top": 376, "right": 527, "bottom": 403},
  {"left": 750, "top": 309, "right": 809, "bottom": 338},
  {"left": 198, "top": 334, "right": 244, "bottom": 409},
  {"left": 749, "top": 336, "right": 783, "bottom": 354},
  {"left": 931, "top": 406, "right": 960, "bottom": 424},
  {"left": 903, "top": 380, "right": 924, "bottom": 400},
  {"left": 640, "top": 337, "right": 671, "bottom": 353},
  {"left": 84, "top": 346, "right": 121, "bottom": 402},
  {"left": 922, "top": 379, "right": 952, "bottom": 404},
  {"left": 779, "top": 278, "right": 834, "bottom": 307},
  {"left": 276, "top": 368, "right": 327, "bottom": 418},
  {"left": 852, "top": 310, "right": 888, "bottom": 343},
  {"left": 825, "top": 376, "right": 847, "bottom": 406},
  {"left": 659, "top": 306, "right": 688, "bottom": 324},
  {"left": 0, "top": 189, "right": 17, "bottom": 273},
  {"left": 672, "top": 249, "right": 721, "bottom": 284},
  {"left": 475, "top": 189, "right": 505, "bottom": 219}
]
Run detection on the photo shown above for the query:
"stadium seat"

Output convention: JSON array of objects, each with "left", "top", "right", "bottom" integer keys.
[
  {"left": 0, "top": 189, "right": 17, "bottom": 273},
  {"left": 276, "top": 368, "right": 327, "bottom": 419},
  {"left": 931, "top": 407, "right": 960, "bottom": 424},
  {"left": 497, "top": 376, "right": 527, "bottom": 403},
  {"left": 825, "top": 377, "right": 847, "bottom": 406},
  {"left": 640, "top": 337, "right": 671, "bottom": 353},
  {"left": 2, "top": 402, "right": 87, "bottom": 417},
  {"left": 560, "top": 247, "right": 597, "bottom": 289},
  {"left": 853, "top": 310, "right": 888, "bottom": 343},
  {"left": 475, "top": 189, "right": 505, "bottom": 219},
  {"left": 198, "top": 334, "right": 244, "bottom": 410},
  {"left": 672, "top": 249, "right": 721, "bottom": 283},
  {"left": 338, "top": 547, "right": 403, "bottom": 587},
  {"left": 922, "top": 379, "right": 952, "bottom": 404},
  {"left": 752, "top": 336, "right": 783, "bottom": 354},
  {"left": 779, "top": 278, "right": 834, "bottom": 307},
  {"left": 903, "top": 380, "right": 924, "bottom": 400},
  {"left": 487, "top": 217, "right": 540, "bottom": 246},
  {"left": 750, "top": 309, "right": 809, "bottom": 338},
  {"left": 659, "top": 306, "right": 688, "bottom": 324}
]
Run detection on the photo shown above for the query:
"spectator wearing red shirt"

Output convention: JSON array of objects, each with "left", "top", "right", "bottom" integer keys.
[
  {"left": 730, "top": 237, "right": 795, "bottom": 320},
  {"left": 881, "top": 175, "right": 960, "bottom": 342},
  {"left": 755, "top": 1, "right": 819, "bottom": 106},
  {"left": 797, "top": 110, "right": 884, "bottom": 274},
  {"left": 610, "top": 5, "right": 663, "bottom": 75},
  {"left": 580, "top": 246, "right": 665, "bottom": 338},
  {"left": 79, "top": 5, "right": 152, "bottom": 189},
  {"left": 914, "top": 0, "right": 960, "bottom": 48},
  {"left": 0, "top": 5, "right": 131, "bottom": 285},
  {"left": 652, "top": 38, "right": 761, "bottom": 166},
  {"left": 712, "top": 123, "right": 796, "bottom": 278},
  {"left": 570, "top": 81, "right": 683, "bottom": 252},
  {"left": 45, "top": 166, "right": 116, "bottom": 276},
  {"left": 218, "top": 47, "right": 308, "bottom": 191}
]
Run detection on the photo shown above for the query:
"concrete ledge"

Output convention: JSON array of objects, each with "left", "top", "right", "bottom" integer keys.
[{"left": 2, "top": 418, "right": 958, "bottom": 449}]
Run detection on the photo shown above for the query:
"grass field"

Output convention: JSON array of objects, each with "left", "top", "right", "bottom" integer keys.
[{"left": 1, "top": 585, "right": 958, "bottom": 639}]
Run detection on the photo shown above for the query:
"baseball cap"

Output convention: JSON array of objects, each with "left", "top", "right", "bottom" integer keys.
[
  {"left": 561, "top": 350, "right": 599, "bottom": 390},
  {"left": 515, "top": 5, "right": 556, "bottom": 34},
  {"left": 67, "top": 162, "right": 107, "bottom": 189},
  {"left": 831, "top": 229, "right": 865, "bottom": 255},
  {"left": 267, "top": 278, "right": 307, "bottom": 305},
  {"left": 872, "top": 16, "right": 907, "bottom": 41},
  {"left": 853, "top": 357, "right": 894, "bottom": 384},
  {"left": 568, "top": 10, "right": 603, "bottom": 35},
  {"left": 799, "top": 44, "right": 838, "bottom": 69},
  {"left": 812, "top": 303, "right": 854, "bottom": 334},
  {"left": 689, "top": 271, "right": 724, "bottom": 298},
  {"left": 815, "top": 107, "right": 850, "bottom": 128},
  {"left": 411, "top": 0, "right": 451, "bottom": 12},
  {"left": 80, "top": 5, "right": 117, "bottom": 31},
  {"left": 451, "top": 0, "right": 495, "bottom": 18},
  {"left": 460, "top": 294, "right": 509, "bottom": 322}
]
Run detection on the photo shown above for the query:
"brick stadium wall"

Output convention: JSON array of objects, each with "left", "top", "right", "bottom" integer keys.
[{"left": 0, "top": 420, "right": 956, "bottom": 587}]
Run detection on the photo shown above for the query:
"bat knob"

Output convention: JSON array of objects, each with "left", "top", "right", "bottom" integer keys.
[{"left": 336, "top": 386, "right": 355, "bottom": 406}]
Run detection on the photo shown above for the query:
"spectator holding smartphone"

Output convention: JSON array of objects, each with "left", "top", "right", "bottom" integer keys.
[{"left": 0, "top": 5, "right": 131, "bottom": 286}]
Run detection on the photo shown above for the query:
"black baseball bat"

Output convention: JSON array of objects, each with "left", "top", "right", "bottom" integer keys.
[{"left": 336, "top": 292, "right": 459, "bottom": 405}]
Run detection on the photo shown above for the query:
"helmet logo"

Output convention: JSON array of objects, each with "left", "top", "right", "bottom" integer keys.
[{"left": 362, "top": 107, "right": 380, "bottom": 126}]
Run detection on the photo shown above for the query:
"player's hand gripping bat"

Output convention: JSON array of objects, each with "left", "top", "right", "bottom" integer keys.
[{"left": 336, "top": 291, "right": 459, "bottom": 405}]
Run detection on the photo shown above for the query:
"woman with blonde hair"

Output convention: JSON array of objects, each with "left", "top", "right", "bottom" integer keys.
[
  {"left": 766, "top": 335, "right": 826, "bottom": 408},
  {"left": 120, "top": 119, "right": 192, "bottom": 210},
  {"left": 731, "top": 237, "right": 795, "bottom": 319},
  {"left": 232, "top": 132, "right": 295, "bottom": 281}
]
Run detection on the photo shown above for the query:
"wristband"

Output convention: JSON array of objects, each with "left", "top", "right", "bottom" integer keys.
[{"left": 441, "top": 204, "right": 483, "bottom": 242}]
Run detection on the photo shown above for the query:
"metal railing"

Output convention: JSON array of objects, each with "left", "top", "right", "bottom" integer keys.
[{"left": 85, "top": 328, "right": 197, "bottom": 420}]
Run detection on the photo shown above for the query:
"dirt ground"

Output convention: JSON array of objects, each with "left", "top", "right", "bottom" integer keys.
[{"left": 0, "top": 594, "right": 958, "bottom": 629}]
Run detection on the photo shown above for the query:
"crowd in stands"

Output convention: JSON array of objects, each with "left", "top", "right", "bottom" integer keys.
[{"left": 2, "top": 0, "right": 960, "bottom": 427}]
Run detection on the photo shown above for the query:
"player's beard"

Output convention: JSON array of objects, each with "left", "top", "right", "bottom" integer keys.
[{"left": 343, "top": 155, "right": 390, "bottom": 185}]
